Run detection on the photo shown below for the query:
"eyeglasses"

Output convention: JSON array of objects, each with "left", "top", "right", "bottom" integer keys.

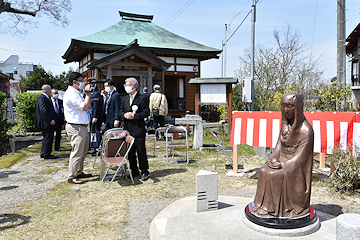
[{"left": 123, "top": 84, "right": 133, "bottom": 87}]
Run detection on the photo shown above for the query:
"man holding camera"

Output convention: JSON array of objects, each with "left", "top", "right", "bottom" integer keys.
[{"left": 63, "top": 72, "right": 92, "bottom": 184}]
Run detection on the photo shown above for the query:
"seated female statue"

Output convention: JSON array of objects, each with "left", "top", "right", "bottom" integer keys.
[{"left": 251, "top": 92, "right": 314, "bottom": 218}]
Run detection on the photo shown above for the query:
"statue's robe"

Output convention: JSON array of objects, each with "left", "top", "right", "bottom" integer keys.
[{"left": 252, "top": 93, "right": 314, "bottom": 218}]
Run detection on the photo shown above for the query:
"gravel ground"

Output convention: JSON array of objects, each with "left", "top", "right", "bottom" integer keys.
[{"left": 0, "top": 147, "right": 69, "bottom": 213}]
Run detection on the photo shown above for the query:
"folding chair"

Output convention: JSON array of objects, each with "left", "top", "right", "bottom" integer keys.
[
  {"left": 92, "top": 128, "right": 124, "bottom": 169},
  {"left": 100, "top": 129, "right": 135, "bottom": 188},
  {"left": 166, "top": 126, "right": 189, "bottom": 166},
  {"left": 211, "top": 131, "right": 233, "bottom": 170},
  {"left": 154, "top": 126, "right": 170, "bottom": 157}
]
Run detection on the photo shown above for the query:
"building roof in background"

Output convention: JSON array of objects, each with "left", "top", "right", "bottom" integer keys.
[
  {"left": 62, "top": 11, "right": 221, "bottom": 63},
  {"left": 346, "top": 23, "right": 360, "bottom": 55}
]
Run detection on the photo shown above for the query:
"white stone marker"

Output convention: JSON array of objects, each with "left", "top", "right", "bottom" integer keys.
[{"left": 196, "top": 170, "right": 218, "bottom": 212}]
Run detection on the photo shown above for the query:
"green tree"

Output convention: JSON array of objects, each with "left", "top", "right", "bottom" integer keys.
[
  {"left": 19, "top": 66, "right": 70, "bottom": 92},
  {"left": 232, "top": 83, "right": 246, "bottom": 111},
  {"left": 15, "top": 92, "right": 40, "bottom": 132},
  {"left": 312, "top": 77, "right": 351, "bottom": 112},
  {"left": 0, "top": 0, "right": 71, "bottom": 35}
]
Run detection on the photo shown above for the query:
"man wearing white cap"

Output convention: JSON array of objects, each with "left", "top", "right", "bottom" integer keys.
[{"left": 149, "top": 84, "right": 168, "bottom": 140}]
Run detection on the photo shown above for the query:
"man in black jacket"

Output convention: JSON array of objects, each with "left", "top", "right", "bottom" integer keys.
[
  {"left": 120, "top": 77, "right": 150, "bottom": 181},
  {"left": 51, "top": 89, "right": 64, "bottom": 151},
  {"left": 103, "top": 79, "right": 121, "bottom": 131},
  {"left": 34, "top": 84, "right": 58, "bottom": 159}
]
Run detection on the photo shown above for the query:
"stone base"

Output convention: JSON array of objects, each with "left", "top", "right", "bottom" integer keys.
[{"left": 243, "top": 202, "right": 319, "bottom": 237}]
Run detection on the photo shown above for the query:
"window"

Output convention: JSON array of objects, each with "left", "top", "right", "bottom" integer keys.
[
  {"left": 6, "top": 73, "right": 13, "bottom": 78},
  {"left": 14, "top": 70, "right": 18, "bottom": 75},
  {"left": 26, "top": 71, "right": 33, "bottom": 77}
]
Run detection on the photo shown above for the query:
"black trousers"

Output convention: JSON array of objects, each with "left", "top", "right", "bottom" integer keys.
[
  {"left": 54, "top": 123, "right": 62, "bottom": 151},
  {"left": 153, "top": 115, "right": 165, "bottom": 138},
  {"left": 128, "top": 136, "right": 149, "bottom": 175},
  {"left": 41, "top": 128, "right": 54, "bottom": 158}
]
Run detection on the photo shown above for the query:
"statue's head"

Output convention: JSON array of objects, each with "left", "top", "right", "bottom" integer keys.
[{"left": 281, "top": 92, "right": 304, "bottom": 128}]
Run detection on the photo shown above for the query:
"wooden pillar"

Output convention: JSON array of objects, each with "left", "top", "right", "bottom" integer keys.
[
  {"left": 320, "top": 152, "right": 326, "bottom": 168},
  {"left": 107, "top": 65, "right": 112, "bottom": 79},
  {"left": 227, "top": 84, "right": 232, "bottom": 134},
  {"left": 147, "top": 67, "right": 153, "bottom": 91},
  {"left": 233, "top": 145, "right": 238, "bottom": 173},
  {"left": 161, "top": 70, "right": 165, "bottom": 94},
  {"left": 195, "top": 84, "right": 200, "bottom": 115}
]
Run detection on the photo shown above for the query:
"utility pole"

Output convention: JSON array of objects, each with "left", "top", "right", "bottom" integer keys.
[
  {"left": 337, "top": 0, "right": 346, "bottom": 110},
  {"left": 224, "top": 24, "right": 228, "bottom": 77},
  {"left": 250, "top": 0, "right": 256, "bottom": 111}
]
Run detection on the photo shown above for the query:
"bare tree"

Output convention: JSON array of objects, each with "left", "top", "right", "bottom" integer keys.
[
  {"left": 0, "top": 0, "right": 71, "bottom": 35},
  {"left": 235, "top": 24, "right": 324, "bottom": 111}
]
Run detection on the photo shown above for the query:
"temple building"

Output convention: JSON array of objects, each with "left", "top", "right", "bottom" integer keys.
[{"left": 62, "top": 11, "right": 221, "bottom": 117}]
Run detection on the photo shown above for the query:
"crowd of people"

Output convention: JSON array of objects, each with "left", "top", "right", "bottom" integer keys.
[{"left": 34, "top": 72, "right": 168, "bottom": 184}]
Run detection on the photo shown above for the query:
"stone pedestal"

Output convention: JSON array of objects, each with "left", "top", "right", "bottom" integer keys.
[
  {"left": 336, "top": 213, "right": 360, "bottom": 240},
  {"left": 196, "top": 170, "right": 218, "bottom": 212},
  {"left": 175, "top": 114, "right": 203, "bottom": 149}
]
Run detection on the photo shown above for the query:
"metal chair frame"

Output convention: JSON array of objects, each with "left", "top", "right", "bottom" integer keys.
[
  {"left": 211, "top": 131, "right": 233, "bottom": 170},
  {"left": 166, "top": 126, "right": 189, "bottom": 166},
  {"left": 99, "top": 128, "right": 135, "bottom": 188},
  {"left": 154, "top": 127, "right": 171, "bottom": 157}
]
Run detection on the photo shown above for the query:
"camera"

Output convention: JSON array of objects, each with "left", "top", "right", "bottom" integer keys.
[{"left": 88, "top": 78, "right": 107, "bottom": 84}]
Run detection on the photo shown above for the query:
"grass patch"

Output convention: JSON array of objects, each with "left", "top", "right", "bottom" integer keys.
[{"left": 0, "top": 144, "right": 41, "bottom": 169}]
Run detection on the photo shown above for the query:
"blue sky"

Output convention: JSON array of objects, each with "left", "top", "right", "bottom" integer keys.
[{"left": 0, "top": 0, "right": 359, "bottom": 82}]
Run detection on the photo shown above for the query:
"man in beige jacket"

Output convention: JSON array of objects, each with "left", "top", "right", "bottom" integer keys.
[{"left": 149, "top": 84, "right": 168, "bottom": 139}]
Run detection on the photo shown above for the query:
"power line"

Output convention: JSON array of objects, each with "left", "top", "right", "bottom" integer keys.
[
  {"left": 0, "top": 47, "right": 62, "bottom": 54},
  {"left": 0, "top": 47, "right": 67, "bottom": 68},
  {"left": 225, "top": 10, "right": 251, "bottom": 44},
  {"left": 310, "top": 0, "right": 319, "bottom": 56},
  {"left": 229, "top": 0, "right": 251, "bottom": 27},
  {"left": 225, "top": 0, "right": 260, "bottom": 45},
  {"left": 162, "top": 0, "right": 195, "bottom": 28}
]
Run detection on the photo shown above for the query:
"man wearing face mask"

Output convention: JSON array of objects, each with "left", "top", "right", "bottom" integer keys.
[
  {"left": 103, "top": 79, "right": 121, "bottom": 131},
  {"left": 120, "top": 77, "right": 150, "bottom": 181},
  {"left": 51, "top": 89, "right": 64, "bottom": 151},
  {"left": 63, "top": 72, "right": 92, "bottom": 184}
]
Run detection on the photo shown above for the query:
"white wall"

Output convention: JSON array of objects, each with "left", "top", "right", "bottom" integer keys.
[{"left": 0, "top": 55, "right": 36, "bottom": 83}]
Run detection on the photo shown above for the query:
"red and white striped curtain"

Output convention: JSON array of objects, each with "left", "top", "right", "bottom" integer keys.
[{"left": 230, "top": 111, "right": 360, "bottom": 154}]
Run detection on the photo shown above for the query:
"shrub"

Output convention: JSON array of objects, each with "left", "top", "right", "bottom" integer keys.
[
  {"left": 330, "top": 146, "right": 360, "bottom": 194},
  {"left": 15, "top": 92, "right": 41, "bottom": 132},
  {"left": 0, "top": 92, "right": 11, "bottom": 134}
]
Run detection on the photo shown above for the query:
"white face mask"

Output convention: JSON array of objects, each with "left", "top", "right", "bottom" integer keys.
[
  {"left": 78, "top": 82, "right": 85, "bottom": 90},
  {"left": 105, "top": 86, "right": 111, "bottom": 93},
  {"left": 125, "top": 86, "right": 133, "bottom": 94},
  {"left": 52, "top": 94, "right": 59, "bottom": 99}
]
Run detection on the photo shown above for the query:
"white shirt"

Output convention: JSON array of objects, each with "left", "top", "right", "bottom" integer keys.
[{"left": 63, "top": 86, "right": 89, "bottom": 124}]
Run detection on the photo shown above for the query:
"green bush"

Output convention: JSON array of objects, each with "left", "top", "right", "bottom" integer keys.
[
  {"left": 330, "top": 146, "right": 360, "bottom": 194},
  {"left": 15, "top": 92, "right": 40, "bottom": 132},
  {"left": 0, "top": 91, "right": 11, "bottom": 134}
]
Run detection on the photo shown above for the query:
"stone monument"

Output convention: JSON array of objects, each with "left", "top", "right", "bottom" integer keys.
[{"left": 243, "top": 92, "right": 319, "bottom": 234}]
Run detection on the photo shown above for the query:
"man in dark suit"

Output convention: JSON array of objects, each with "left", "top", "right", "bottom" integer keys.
[
  {"left": 103, "top": 79, "right": 121, "bottom": 131},
  {"left": 34, "top": 84, "right": 58, "bottom": 159},
  {"left": 51, "top": 89, "right": 64, "bottom": 151},
  {"left": 120, "top": 77, "right": 150, "bottom": 181}
]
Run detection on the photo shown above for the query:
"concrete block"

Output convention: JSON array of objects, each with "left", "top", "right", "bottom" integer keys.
[
  {"left": 9, "top": 136, "right": 43, "bottom": 153},
  {"left": 336, "top": 213, "right": 360, "bottom": 240},
  {"left": 175, "top": 115, "right": 203, "bottom": 149},
  {"left": 196, "top": 170, "right": 218, "bottom": 212}
]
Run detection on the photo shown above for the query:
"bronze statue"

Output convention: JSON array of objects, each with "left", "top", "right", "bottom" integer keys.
[{"left": 251, "top": 92, "right": 314, "bottom": 218}]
